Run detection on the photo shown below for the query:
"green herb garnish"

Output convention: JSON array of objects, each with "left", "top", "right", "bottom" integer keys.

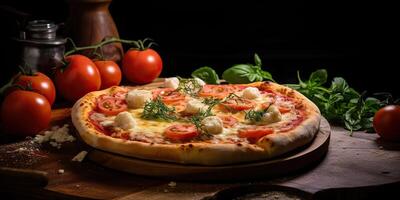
[
  {"left": 245, "top": 104, "right": 271, "bottom": 123},
  {"left": 287, "top": 69, "right": 385, "bottom": 133},
  {"left": 176, "top": 77, "right": 202, "bottom": 97},
  {"left": 141, "top": 97, "right": 177, "bottom": 121},
  {"left": 202, "top": 97, "right": 221, "bottom": 106},
  {"left": 222, "top": 53, "right": 275, "bottom": 84}
]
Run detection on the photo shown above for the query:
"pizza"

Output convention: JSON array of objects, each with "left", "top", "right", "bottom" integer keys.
[{"left": 71, "top": 78, "right": 321, "bottom": 165}]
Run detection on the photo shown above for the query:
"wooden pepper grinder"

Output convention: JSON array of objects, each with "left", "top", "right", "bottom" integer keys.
[{"left": 66, "top": 0, "right": 123, "bottom": 63}]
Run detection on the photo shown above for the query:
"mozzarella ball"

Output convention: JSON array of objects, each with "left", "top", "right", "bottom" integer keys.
[
  {"left": 126, "top": 89, "right": 153, "bottom": 109},
  {"left": 164, "top": 77, "right": 180, "bottom": 89},
  {"left": 261, "top": 105, "right": 282, "bottom": 124},
  {"left": 201, "top": 116, "right": 223, "bottom": 134},
  {"left": 242, "top": 87, "right": 261, "bottom": 99},
  {"left": 184, "top": 99, "right": 207, "bottom": 114},
  {"left": 114, "top": 111, "right": 136, "bottom": 130},
  {"left": 194, "top": 77, "right": 206, "bottom": 86}
]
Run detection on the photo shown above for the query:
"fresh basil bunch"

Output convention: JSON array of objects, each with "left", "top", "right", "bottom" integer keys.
[
  {"left": 222, "top": 54, "right": 274, "bottom": 84},
  {"left": 287, "top": 69, "right": 385, "bottom": 133}
]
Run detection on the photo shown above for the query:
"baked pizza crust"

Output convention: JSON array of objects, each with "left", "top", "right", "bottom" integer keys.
[{"left": 71, "top": 82, "right": 321, "bottom": 165}]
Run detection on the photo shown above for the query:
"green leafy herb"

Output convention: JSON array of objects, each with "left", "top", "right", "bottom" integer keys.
[
  {"left": 141, "top": 97, "right": 177, "bottom": 121},
  {"left": 222, "top": 53, "right": 275, "bottom": 84},
  {"left": 202, "top": 97, "right": 222, "bottom": 106},
  {"left": 245, "top": 108, "right": 269, "bottom": 123},
  {"left": 287, "top": 69, "right": 386, "bottom": 133},
  {"left": 191, "top": 66, "right": 220, "bottom": 84},
  {"left": 176, "top": 77, "right": 202, "bottom": 97}
]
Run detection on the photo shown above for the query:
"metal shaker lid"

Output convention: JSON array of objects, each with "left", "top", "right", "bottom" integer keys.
[
  {"left": 16, "top": 19, "right": 66, "bottom": 46},
  {"left": 26, "top": 20, "right": 58, "bottom": 40}
]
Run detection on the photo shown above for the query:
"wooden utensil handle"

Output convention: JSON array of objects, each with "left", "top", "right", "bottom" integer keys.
[{"left": 0, "top": 167, "right": 48, "bottom": 188}]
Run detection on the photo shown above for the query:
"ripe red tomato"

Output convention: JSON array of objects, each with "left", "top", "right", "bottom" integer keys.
[
  {"left": 1, "top": 90, "right": 51, "bottom": 136},
  {"left": 94, "top": 60, "right": 122, "bottom": 89},
  {"left": 373, "top": 105, "right": 400, "bottom": 141},
  {"left": 122, "top": 48, "right": 162, "bottom": 84},
  {"left": 55, "top": 55, "right": 101, "bottom": 102},
  {"left": 152, "top": 88, "right": 185, "bottom": 103},
  {"left": 238, "top": 126, "right": 274, "bottom": 143},
  {"left": 221, "top": 98, "right": 256, "bottom": 111},
  {"left": 164, "top": 124, "right": 199, "bottom": 141},
  {"left": 199, "top": 85, "right": 238, "bottom": 99},
  {"left": 97, "top": 97, "right": 127, "bottom": 115},
  {"left": 14, "top": 72, "right": 56, "bottom": 105}
]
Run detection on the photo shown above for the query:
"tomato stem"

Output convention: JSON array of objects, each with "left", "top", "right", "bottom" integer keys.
[{"left": 64, "top": 37, "right": 141, "bottom": 57}]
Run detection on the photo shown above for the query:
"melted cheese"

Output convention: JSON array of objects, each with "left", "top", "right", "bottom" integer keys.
[{"left": 91, "top": 85, "right": 301, "bottom": 144}]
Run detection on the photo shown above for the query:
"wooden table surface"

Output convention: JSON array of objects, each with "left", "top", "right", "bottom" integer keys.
[{"left": 1, "top": 109, "right": 400, "bottom": 199}]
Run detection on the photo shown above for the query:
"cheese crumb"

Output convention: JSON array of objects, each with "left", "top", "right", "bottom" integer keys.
[
  {"left": 168, "top": 181, "right": 177, "bottom": 187},
  {"left": 126, "top": 89, "right": 153, "bottom": 109},
  {"left": 72, "top": 151, "right": 88, "bottom": 162},
  {"left": 58, "top": 169, "right": 64, "bottom": 174},
  {"left": 34, "top": 124, "right": 75, "bottom": 149}
]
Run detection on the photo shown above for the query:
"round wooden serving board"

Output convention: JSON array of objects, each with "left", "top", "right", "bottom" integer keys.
[{"left": 88, "top": 118, "right": 330, "bottom": 181}]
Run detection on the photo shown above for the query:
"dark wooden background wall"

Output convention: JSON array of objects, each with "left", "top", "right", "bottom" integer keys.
[{"left": 0, "top": 0, "right": 397, "bottom": 96}]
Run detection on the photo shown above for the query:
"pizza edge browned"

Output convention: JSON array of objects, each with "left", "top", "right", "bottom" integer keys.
[{"left": 71, "top": 82, "right": 321, "bottom": 165}]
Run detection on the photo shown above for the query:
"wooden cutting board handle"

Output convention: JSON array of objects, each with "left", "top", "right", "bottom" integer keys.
[{"left": 0, "top": 167, "right": 48, "bottom": 188}]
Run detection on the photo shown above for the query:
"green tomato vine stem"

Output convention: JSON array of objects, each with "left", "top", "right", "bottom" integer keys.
[{"left": 63, "top": 37, "right": 151, "bottom": 58}]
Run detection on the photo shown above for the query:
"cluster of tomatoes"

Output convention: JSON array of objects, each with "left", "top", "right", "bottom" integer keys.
[{"left": 0, "top": 48, "right": 162, "bottom": 137}]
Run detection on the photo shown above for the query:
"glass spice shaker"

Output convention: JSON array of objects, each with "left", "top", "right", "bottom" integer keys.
[{"left": 15, "top": 20, "right": 66, "bottom": 76}]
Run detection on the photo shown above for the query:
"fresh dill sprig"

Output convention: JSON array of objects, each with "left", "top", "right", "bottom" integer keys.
[
  {"left": 202, "top": 97, "right": 221, "bottom": 106},
  {"left": 141, "top": 97, "right": 177, "bottom": 121},
  {"left": 245, "top": 104, "right": 271, "bottom": 123},
  {"left": 176, "top": 77, "right": 202, "bottom": 97},
  {"left": 245, "top": 109, "right": 267, "bottom": 123},
  {"left": 189, "top": 98, "right": 219, "bottom": 132}
]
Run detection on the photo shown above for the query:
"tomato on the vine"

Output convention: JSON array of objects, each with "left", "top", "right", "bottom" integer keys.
[
  {"left": 55, "top": 55, "right": 101, "bottom": 102},
  {"left": 14, "top": 72, "right": 56, "bottom": 105},
  {"left": 122, "top": 48, "right": 162, "bottom": 84},
  {"left": 94, "top": 60, "right": 122, "bottom": 89},
  {"left": 373, "top": 105, "right": 400, "bottom": 141},
  {"left": 1, "top": 90, "right": 51, "bottom": 136}
]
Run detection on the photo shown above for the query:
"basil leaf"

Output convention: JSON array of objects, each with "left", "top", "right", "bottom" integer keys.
[
  {"left": 259, "top": 70, "right": 274, "bottom": 82},
  {"left": 191, "top": 66, "right": 220, "bottom": 84},
  {"left": 222, "top": 64, "right": 262, "bottom": 84},
  {"left": 254, "top": 53, "right": 262, "bottom": 66},
  {"left": 330, "top": 77, "right": 349, "bottom": 93},
  {"left": 309, "top": 69, "right": 327, "bottom": 86}
]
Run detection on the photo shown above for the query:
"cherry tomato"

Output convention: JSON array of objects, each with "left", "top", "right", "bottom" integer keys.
[
  {"left": 373, "top": 105, "right": 400, "bottom": 141},
  {"left": 218, "top": 115, "right": 238, "bottom": 128},
  {"left": 97, "top": 97, "right": 127, "bottom": 115},
  {"left": 221, "top": 98, "right": 255, "bottom": 111},
  {"left": 1, "top": 90, "right": 51, "bottom": 136},
  {"left": 164, "top": 124, "right": 199, "bottom": 141},
  {"left": 94, "top": 60, "right": 122, "bottom": 89},
  {"left": 238, "top": 126, "right": 274, "bottom": 143},
  {"left": 55, "top": 55, "right": 101, "bottom": 102},
  {"left": 199, "top": 85, "right": 237, "bottom": 99},
  {"left": 14, "top": 72, "right": 56, "bottom": 105},
  {"left": 152, "top": 88, "right": 185, "bottom": 103},
  {"left": 122, "top": 48, "right": 162, "bottom": 84}
]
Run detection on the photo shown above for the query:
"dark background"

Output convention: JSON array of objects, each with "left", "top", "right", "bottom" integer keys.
[{"left": 0, "top": 0, "right": 398, "bottom": 96}]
